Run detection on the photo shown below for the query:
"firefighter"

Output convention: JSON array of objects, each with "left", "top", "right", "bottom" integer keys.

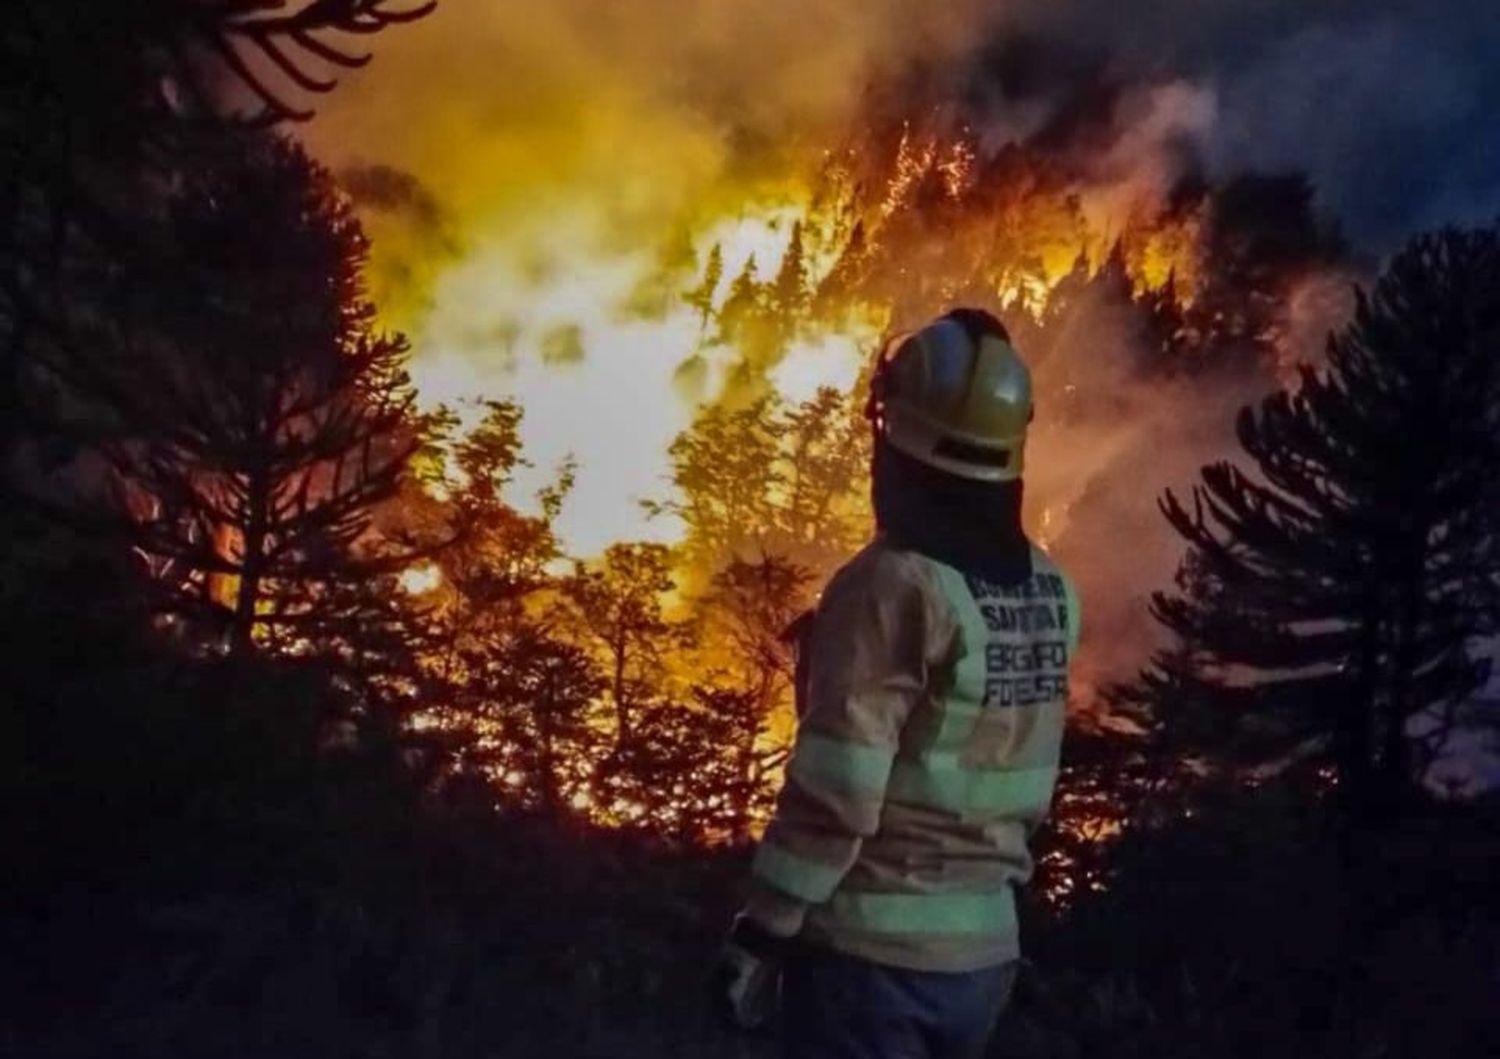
[{"left": 714, "top": 308, "right": 1080, "bottom": 1059}]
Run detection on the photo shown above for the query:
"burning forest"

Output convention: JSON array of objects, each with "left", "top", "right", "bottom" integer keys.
[{"left": 5, "top": 3, "right": 1500, "bottom": 1058}]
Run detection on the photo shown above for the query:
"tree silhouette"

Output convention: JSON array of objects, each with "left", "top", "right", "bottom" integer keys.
[
  {"left": 1131, "top": 228, "right": 1500, "bottom": 818},
  {"left": 682, "top": 242, "right": 723, "bottom": 336},
  {"left": 660, "top": 388, "right": 870, "bottom": 581},
  {"left": 612, "top": 684, "right": 779, "bottom": 843},
  {"left": 771, "top": 387, "right": 870, "bottom": 568},
  {"left": 691, "top": 555, "right": 811, "bottom": 839},
  {"left": 713, "top": 253, "right": 772, "bottom": 359},
  {"left": 413, "top": 400, "right": 595, "bottom": 812},
  {"left": 35, "top": 137, "right": 429, "bottom": 656},
  {"left": 771, "top": 220, "right": 810, "bottom": 340},
  {"left": 562, "top": 542, "right": 688, "bottom": 753},
  {"left": 171, "top": 0, "right": 439, "bottom": 126},
  {"left": 813, "top": 219, "right": 868, "bottom": 324},
  {"left": 1, "top": 1, "right": 431, "bottom": 459},
  {"left": 699, "top": 554, "right": 810, "bottom": 714},
  {"left": 657, "top": 398, "right": 782, "bottom": 575},
  {"left": 451, "top": 621, "right": 601, "bottom": 818},
  {"left": 1186, "top": 173, "right": 1342, "bottom": 361}
]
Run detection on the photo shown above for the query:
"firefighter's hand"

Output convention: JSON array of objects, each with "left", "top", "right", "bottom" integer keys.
[{"left": 712, "top": 913, "right": 787, "bottom": 1032}]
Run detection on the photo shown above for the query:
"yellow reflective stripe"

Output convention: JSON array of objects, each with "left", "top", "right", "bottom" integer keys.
[
  {"left": 928, "top": 561, "right": 987, "bottom": 748},
  {"left": 1062, "top": 575, "right": 1081, "bottom": 658},
  {"left": 752, "top": 840, "right": 847, "bottom": 904},
  {"left": 887, "top": 760, "right": 1057, "bottom": 814},
  {"left": 826, "top": 888, "right": 1017, "bottom": 936},
  {"left": 788, "top": 732, "right": 895, "bottom": 793}
]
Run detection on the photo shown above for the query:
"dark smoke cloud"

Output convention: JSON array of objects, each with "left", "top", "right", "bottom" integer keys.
[
  {"left": 982, "top": 0, "right": 1500, "bottom": 247},
  {"left": 333, "top": 161, "right": 462, "bottom": 321},
  {"left": 340, "top": 163, "right": 451, "bottom": 237}
]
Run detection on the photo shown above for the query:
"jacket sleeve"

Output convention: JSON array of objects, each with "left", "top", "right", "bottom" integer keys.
[
  {"left": 744, "top": 551, "right": 949, "bottom": 937},
  {"left": 1063, "top": 572, "right": 1082, "bottom": 661},
  {"left": 1020, "top": 568, "right": 1080, "bottom": 842}
]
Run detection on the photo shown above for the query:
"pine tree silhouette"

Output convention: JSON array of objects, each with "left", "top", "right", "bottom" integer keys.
[
  {"left": 1129, "top": 228, "right": 1500, "bottom": 818},
  {"left": 40, "top": 138, "right": 432, "bottom": 657}
]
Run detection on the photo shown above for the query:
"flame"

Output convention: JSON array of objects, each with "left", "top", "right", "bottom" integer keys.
[
  {"left": 360, "top": 145, "right": 1204, "bottom": 885},
  {"left": 273, "top": 6, "right": 1371, "bottom": 905},
  {"left": 399, "top": 562, "right": 443, "bottom": 595},
  {"left": 392, "top": 160, "right": 1205, "bottom": 559},
  {"left": 770, "top": 329, "right": 872, "bottom": 403},
  {"left": 399, "top": 203, "right": 877, "bottom": 553},
  {"left": 306, "top": 36, "right": 1220, "bottom": 558}
]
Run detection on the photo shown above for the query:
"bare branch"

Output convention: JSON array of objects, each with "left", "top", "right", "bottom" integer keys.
[
  {"left": 204, "top": 32, "right": 315, "bottom": 123},
  {"left": 249, "top": 33, "right": 339, "bottom": 94},
  {"left": 187, "top": 1, "right": 437, "bottom": 125},
  {"left": 290, "top": 29, "right": 371, "bottom": 69}
]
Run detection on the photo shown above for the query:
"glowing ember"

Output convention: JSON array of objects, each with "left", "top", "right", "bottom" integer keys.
[{"left": 399, "top": 562, "right": 443, "bottom": 595}]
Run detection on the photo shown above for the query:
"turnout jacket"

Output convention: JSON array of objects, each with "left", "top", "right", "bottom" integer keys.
[{"left": 746, "top": 537, "right": 1079, "bottom": 972}]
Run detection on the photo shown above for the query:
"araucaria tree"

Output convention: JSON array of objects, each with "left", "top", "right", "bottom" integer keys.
[
  {"left": 50, "top": 137, "right": 425, "bottom": 656},
  {"left": 2, "top": 1, "right": 433, "bottom": 453},
  {"left": 1135, "top": 228, "right": 1500, "bottom": 815}
]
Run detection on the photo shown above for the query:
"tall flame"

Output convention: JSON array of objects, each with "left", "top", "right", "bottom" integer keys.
[
  {"left": 301, "top": 3, "right": 1226, "bottom": 560},
  {"left": 388, "top": 154, "right": 1204, "bottom": 557}
]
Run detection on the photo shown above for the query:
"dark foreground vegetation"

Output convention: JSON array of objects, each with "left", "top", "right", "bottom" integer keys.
[{"left": 5, "top": 621, "right": 1497, "bottom": 1058}]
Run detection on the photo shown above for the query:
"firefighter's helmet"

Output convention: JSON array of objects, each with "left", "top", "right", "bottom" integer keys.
[{"left": 866, "top": 308, "right": 1033, "bottom": 482}]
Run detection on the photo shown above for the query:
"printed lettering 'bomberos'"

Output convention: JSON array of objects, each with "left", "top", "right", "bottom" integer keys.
[{"left": 972, "top": 574, "right": 1071, "bottom": 710}]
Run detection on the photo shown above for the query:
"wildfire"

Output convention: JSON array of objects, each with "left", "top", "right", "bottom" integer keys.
[
  {"left": 354, "top": 116, "right": 1225, "bottom": 883},
  {"left": 393, "top": 143, "right": 1209, "bottom": 559},
  {"left": 306, "top": 0, "right": 1234, "bottom": 560}
]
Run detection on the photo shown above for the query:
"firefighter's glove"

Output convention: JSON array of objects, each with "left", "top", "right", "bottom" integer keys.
[{"left": 713, "top": 913, "right": 787, "bottom": 1032}]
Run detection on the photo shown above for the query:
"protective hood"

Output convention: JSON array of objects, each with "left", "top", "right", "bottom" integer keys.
[{"left": 871, "top": 435, "right": 1032, "bottom": 586}]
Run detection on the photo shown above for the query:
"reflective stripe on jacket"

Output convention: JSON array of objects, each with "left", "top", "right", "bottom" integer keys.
[{"left": 746, "top": 537, "right": 1078, "bottom": 973}]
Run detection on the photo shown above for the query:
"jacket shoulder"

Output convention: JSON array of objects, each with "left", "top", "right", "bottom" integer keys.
[
  {"left": 825, "top": 539, "right": 942, "bottom": 603},
  {"left": 1029, "top": 543, "right": 1075, "bottom": 589},
  {"left": 1029, "top": 544, "right": 1081, "bottom": 650},
  {"left": 818, "top": 540, "right": 957, "bottom": 649}
]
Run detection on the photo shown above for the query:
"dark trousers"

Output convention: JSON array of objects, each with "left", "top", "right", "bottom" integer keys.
[{"left": 781, "top": 943, "right": 1018, "bottom": 1059}]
